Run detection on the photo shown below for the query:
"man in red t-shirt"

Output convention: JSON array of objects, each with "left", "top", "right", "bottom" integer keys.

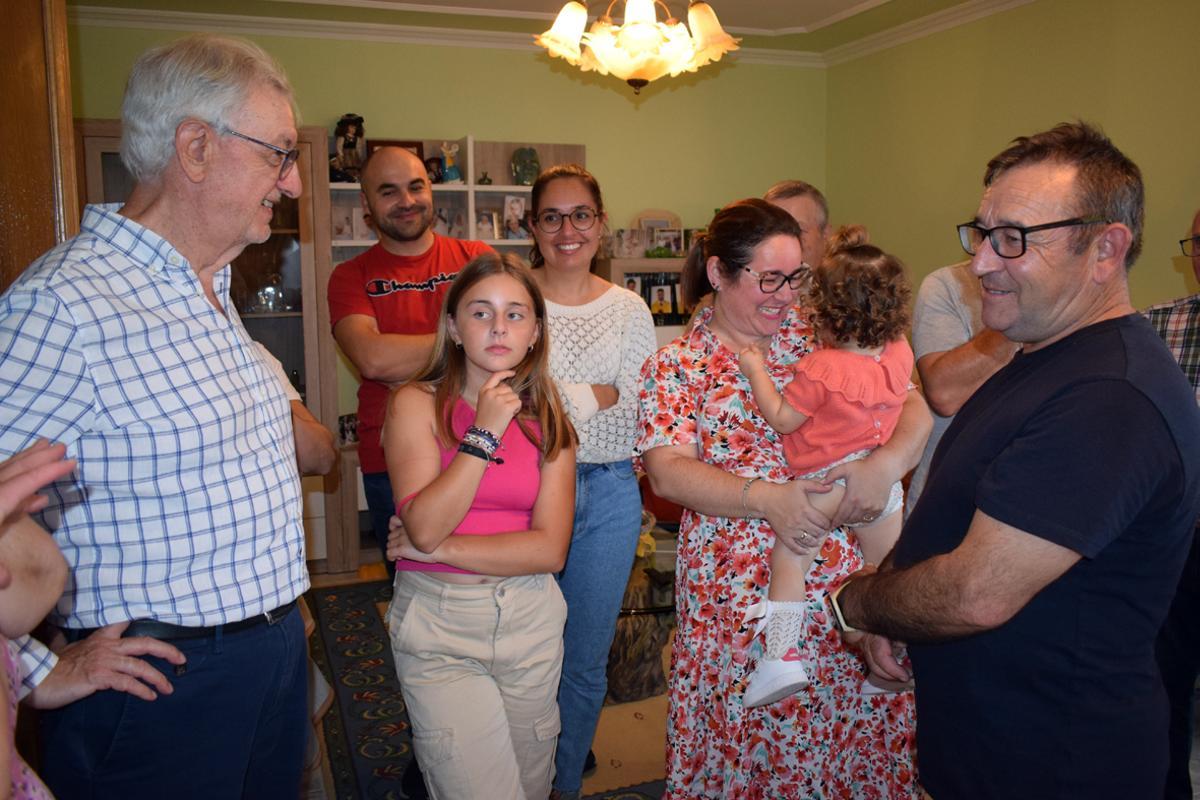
[{"left": 328, "top": 146, "right": 491, "bottom": 574}]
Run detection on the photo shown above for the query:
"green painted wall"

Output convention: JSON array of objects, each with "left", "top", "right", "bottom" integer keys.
[
  {"left": 68, "top": 24, "right": 826, "bottom": 231},
  {"left": 827, "top": 0, "right": 1200, "bottom": 308}
]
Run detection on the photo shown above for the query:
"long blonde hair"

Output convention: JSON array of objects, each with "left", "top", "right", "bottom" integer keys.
[{"left": 411, "top": 252, "right": 575, "bottom": 460}]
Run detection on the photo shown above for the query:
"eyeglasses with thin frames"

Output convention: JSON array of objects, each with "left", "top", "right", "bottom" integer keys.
[
  {"left": 223, "top": 129, "right": 300, "bottom": 180},
  {"left": 533, "top": 207, "right": 599, "bottom": 234},
  {"left": 1180, "top": 235, "right": 1200, "bottom": 257},
  {"left": 956, "top": 216, "right": 1108, "bottom": 259},
  {"left": 741, "top": 265, "right": 811, "bottom": 294}
]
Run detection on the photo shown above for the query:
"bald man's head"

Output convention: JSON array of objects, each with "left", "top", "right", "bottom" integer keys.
[{"left": 359, "top": 146, "right": 435, "bottom": 249}]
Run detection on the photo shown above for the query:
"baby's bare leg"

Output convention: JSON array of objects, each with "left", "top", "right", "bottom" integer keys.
[
  {"left": 767, "top": 539, "right": 815, "bottom": 601},
  {"left": 853, "top": 511, "right": 902, "bottom": 566}
]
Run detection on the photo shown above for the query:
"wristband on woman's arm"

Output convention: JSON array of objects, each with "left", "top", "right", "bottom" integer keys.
[
  {"left": 741, "top": 476, "right": 761, "bottom": 517},
  {"left": 458, "top": 441, "right": 504, "bottom": 465}
]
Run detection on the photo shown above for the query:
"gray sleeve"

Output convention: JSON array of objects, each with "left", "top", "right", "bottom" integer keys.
[{"left": 911, "top": 264, "right": 979, "bottom": 361}]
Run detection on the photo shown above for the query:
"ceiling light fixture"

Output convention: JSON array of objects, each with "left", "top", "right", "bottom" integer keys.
[{"left": 535, "top": 1, "right": 740, "bottom": 94}]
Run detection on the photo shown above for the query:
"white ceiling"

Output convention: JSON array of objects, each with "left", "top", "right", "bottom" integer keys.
[{"left": 296, "top": 1, "right": 897, "bottom": 36}]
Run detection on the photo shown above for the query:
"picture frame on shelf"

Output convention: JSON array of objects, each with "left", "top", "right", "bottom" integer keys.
[
  {"left": 623, "top": 274, "right": 641, "bottom": 297},
  {"left": 612, "top": 228, "right": 644, "bottom": 259},
  {"left": 330, "top": 202, "right": 355, "bottom": 241},
  {"left": 351, "top": 210, "right": 374, "bottom": 241},
  {"left": 447, "top": 209, "right": 468, "bottom": 239},
  {"left": 503, "top": 195, "right": 526, "bottom": 228},
  {"left": 367, "top": 139, "right": 423, "bottom": 160},
  {"left": 433, "top": 208, "right": 450, "bottom": 236},
  {"left": 653, "top": 228, "right": 684, "bottom": 256},
  {"left": 476, "top": 210, "right": 499, "bottom": 239}
]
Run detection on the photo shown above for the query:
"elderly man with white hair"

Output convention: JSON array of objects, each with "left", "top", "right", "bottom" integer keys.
[{"left": 0, "top": 34, "right": 311, "bottom": 798}]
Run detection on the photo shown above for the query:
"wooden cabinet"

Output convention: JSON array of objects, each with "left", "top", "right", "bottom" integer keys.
[{"left": 75, "top": 120, "right": 347, "bottom": 574}]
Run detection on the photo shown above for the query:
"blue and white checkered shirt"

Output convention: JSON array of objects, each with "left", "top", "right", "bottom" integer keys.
[{"left": 2, "top": 205, "right": 309, "bottom": 692}]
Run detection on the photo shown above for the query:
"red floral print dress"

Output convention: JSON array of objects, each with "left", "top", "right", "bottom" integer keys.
[{"left": 636, "top": 306, "right": 918, "bottom": 800}]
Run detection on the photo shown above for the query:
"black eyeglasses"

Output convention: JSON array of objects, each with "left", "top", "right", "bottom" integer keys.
[
  {"left": 957, "top": 216, "right": 1108, "bottom": 259},
  {"left": 742, "top": 265, "right": 811, "bottom": 293},
  {"left": 534, "top": 207, "right": 598, "bottom": 234},
  {"left": 1180, "top": 235, "right": 1200, "bottom": 257},
  {"left": 223, "top": 129, "right": 300, "bottom": 180}
]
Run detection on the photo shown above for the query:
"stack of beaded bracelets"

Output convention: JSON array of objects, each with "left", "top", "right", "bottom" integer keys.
[{"left": 458, "top": 425, "right": 504, "bottom": 465}]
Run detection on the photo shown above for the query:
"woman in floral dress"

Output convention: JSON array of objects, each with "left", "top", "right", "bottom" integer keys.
[{"left": 637, "top": 199, "right": 931, "bottom": 799}]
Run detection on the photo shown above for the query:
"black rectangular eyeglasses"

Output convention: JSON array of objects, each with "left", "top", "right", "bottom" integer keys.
[
  {"left": 741, "top": 265, "right": 811, "bottom": 293},
  {"left": 1180, "top": 235, "right": 1200, "bottom": 257},
  {"left": 957, "top": 216, "right": 1108, "bottom": 259},
  {"left": 223, "top": 129, "right": 300, "bottom": 180}
]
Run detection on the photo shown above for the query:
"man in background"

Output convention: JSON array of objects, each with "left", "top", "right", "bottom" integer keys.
[
  {"left": 328, "top": 147, "right": 491, "bottom": 576},
  {"left": 764, "top": 179, "right": 829, "bottom": 267},
  {"left": 905, "top": 262, "right": 1017, "bottom": 515},
  {"left": 1146, "top": 208, "right": 1200, "bottom": 800}
]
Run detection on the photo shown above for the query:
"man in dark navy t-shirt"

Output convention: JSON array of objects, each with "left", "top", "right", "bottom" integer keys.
[{"left": 831, "top": 123, "right": 1200, "bottom": 799}]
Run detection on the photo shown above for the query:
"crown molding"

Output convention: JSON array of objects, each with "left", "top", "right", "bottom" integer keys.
[
  {"left": 822, "top": 0, "right": 1036, "bottom": 66},
  {"left": 729, "top": 0, "right": 893, "bottom": 37},
  {"left": 264, "top": 0, "right": 556, "bottom": 23},
  {"left": 71, "top": 5, "right": 537, "bottom": 50},
  {"left": 260, "top": 0, "right": 890, "bottom": 37},
  {"left": 71, "top": 0, "right": 1033, "bottom": 70},
  {"left": 70, "top": 5, "right": 823, "bottom": 66}
]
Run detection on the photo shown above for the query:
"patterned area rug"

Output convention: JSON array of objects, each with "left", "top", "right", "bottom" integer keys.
[
  {"left": 307, "top": 579, "right": 666, "bottom": 800},
  {"left": 307, "top": 580, "right": 410, "bottom": 799}
]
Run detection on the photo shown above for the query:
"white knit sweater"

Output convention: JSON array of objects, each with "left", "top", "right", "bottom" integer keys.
[{"left": 545, "top": 286, "right": 657, "bottom": 464}]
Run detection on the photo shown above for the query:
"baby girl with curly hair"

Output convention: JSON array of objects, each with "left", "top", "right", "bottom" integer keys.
[{"left": 739, "top": 225, "right": 915, "bottom": 707}]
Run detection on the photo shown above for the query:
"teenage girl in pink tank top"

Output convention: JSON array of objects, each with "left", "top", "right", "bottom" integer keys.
[{"left": 382, "top": 253, "right": 577, "bottom": 800}]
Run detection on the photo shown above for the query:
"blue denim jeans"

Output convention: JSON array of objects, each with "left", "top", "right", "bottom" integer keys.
[
  {"left": 362, "top": 470, "right": 397, "bottom": 578},
  {"left": 553, "top": 459, "right": 643, "bottom": 793}
]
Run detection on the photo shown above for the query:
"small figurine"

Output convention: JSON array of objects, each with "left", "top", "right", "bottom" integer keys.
[
  {"left": 441, "top": 142, "right": 464, "bottom": 184},
  {"left": 332, "top": 113, "right": 366, "bottom": 180},
  {"left": 424, "top": 156, "right": 444, "bottom": 184},
  {"left": 477, "top": 171, "right": 493, "bottom": 185},
  {"left": 511, "top": 146, "right": 540, "bottom": 186}
]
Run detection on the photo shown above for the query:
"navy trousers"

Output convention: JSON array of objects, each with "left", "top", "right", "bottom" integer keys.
[
  {"left": 40, "top": 605, "right": 308, "bottom": 800},
  {"left": 1158, "top": 528, "right": 1200, "bottom": 800}
]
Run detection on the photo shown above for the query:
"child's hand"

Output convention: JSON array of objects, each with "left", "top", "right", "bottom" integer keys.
[
  {"left": 739, "top": 344, "right": 766, "bottom": 378},
  {"left": 474, "top": 369, "right": 521, "bottom": 437},
  {"left": 0, "top": 440, "right": 75, "bottom": 521}
]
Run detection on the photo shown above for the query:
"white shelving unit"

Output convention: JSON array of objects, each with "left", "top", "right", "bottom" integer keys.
[{"left": 329, "top": 135, "right": 585, "bottom": 256}]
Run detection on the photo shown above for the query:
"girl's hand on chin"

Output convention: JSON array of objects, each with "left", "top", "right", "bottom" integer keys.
[{"left": 475, "top": 369, "right": 521, "bottom": 435}]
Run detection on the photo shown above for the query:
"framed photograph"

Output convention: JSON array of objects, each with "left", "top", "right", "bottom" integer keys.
[
  {"left": 476, "top": 210, "right": 499, "bottom": 240},
  {"left": 623, "top": 274, "right": 642, "bottom": 297},
  {"left": 330, "top": 202, "right": 355, "bottom": 241},
  {"left": 351, "top": 210, "right": 374, "bottom": 241},
  {"left": 447, "top": 209, "right": 468, "bottom": 239},
  {"left": 653, "top": 228, "right": 684, "bottom": 256},
  {"left": 503, "top": 195, "right": 526, "bottom": 226},
  {"left": 649, "top": 283, "right": 673, "bottom": 316},
  {"left": 613, "top": 228, "right": 643, "bottom": 259},
  {"left": 366, "top": 139, "right": 423, "bottom": 160}
]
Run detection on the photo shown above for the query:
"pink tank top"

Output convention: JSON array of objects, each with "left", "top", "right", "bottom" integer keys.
[{"left": 396, "top": 398, "right": 542, "bottom": 575}]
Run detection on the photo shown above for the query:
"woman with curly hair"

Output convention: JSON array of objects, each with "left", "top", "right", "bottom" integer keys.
[{"left": 737, "top": 224, "right": 915, "bottom": 706}]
